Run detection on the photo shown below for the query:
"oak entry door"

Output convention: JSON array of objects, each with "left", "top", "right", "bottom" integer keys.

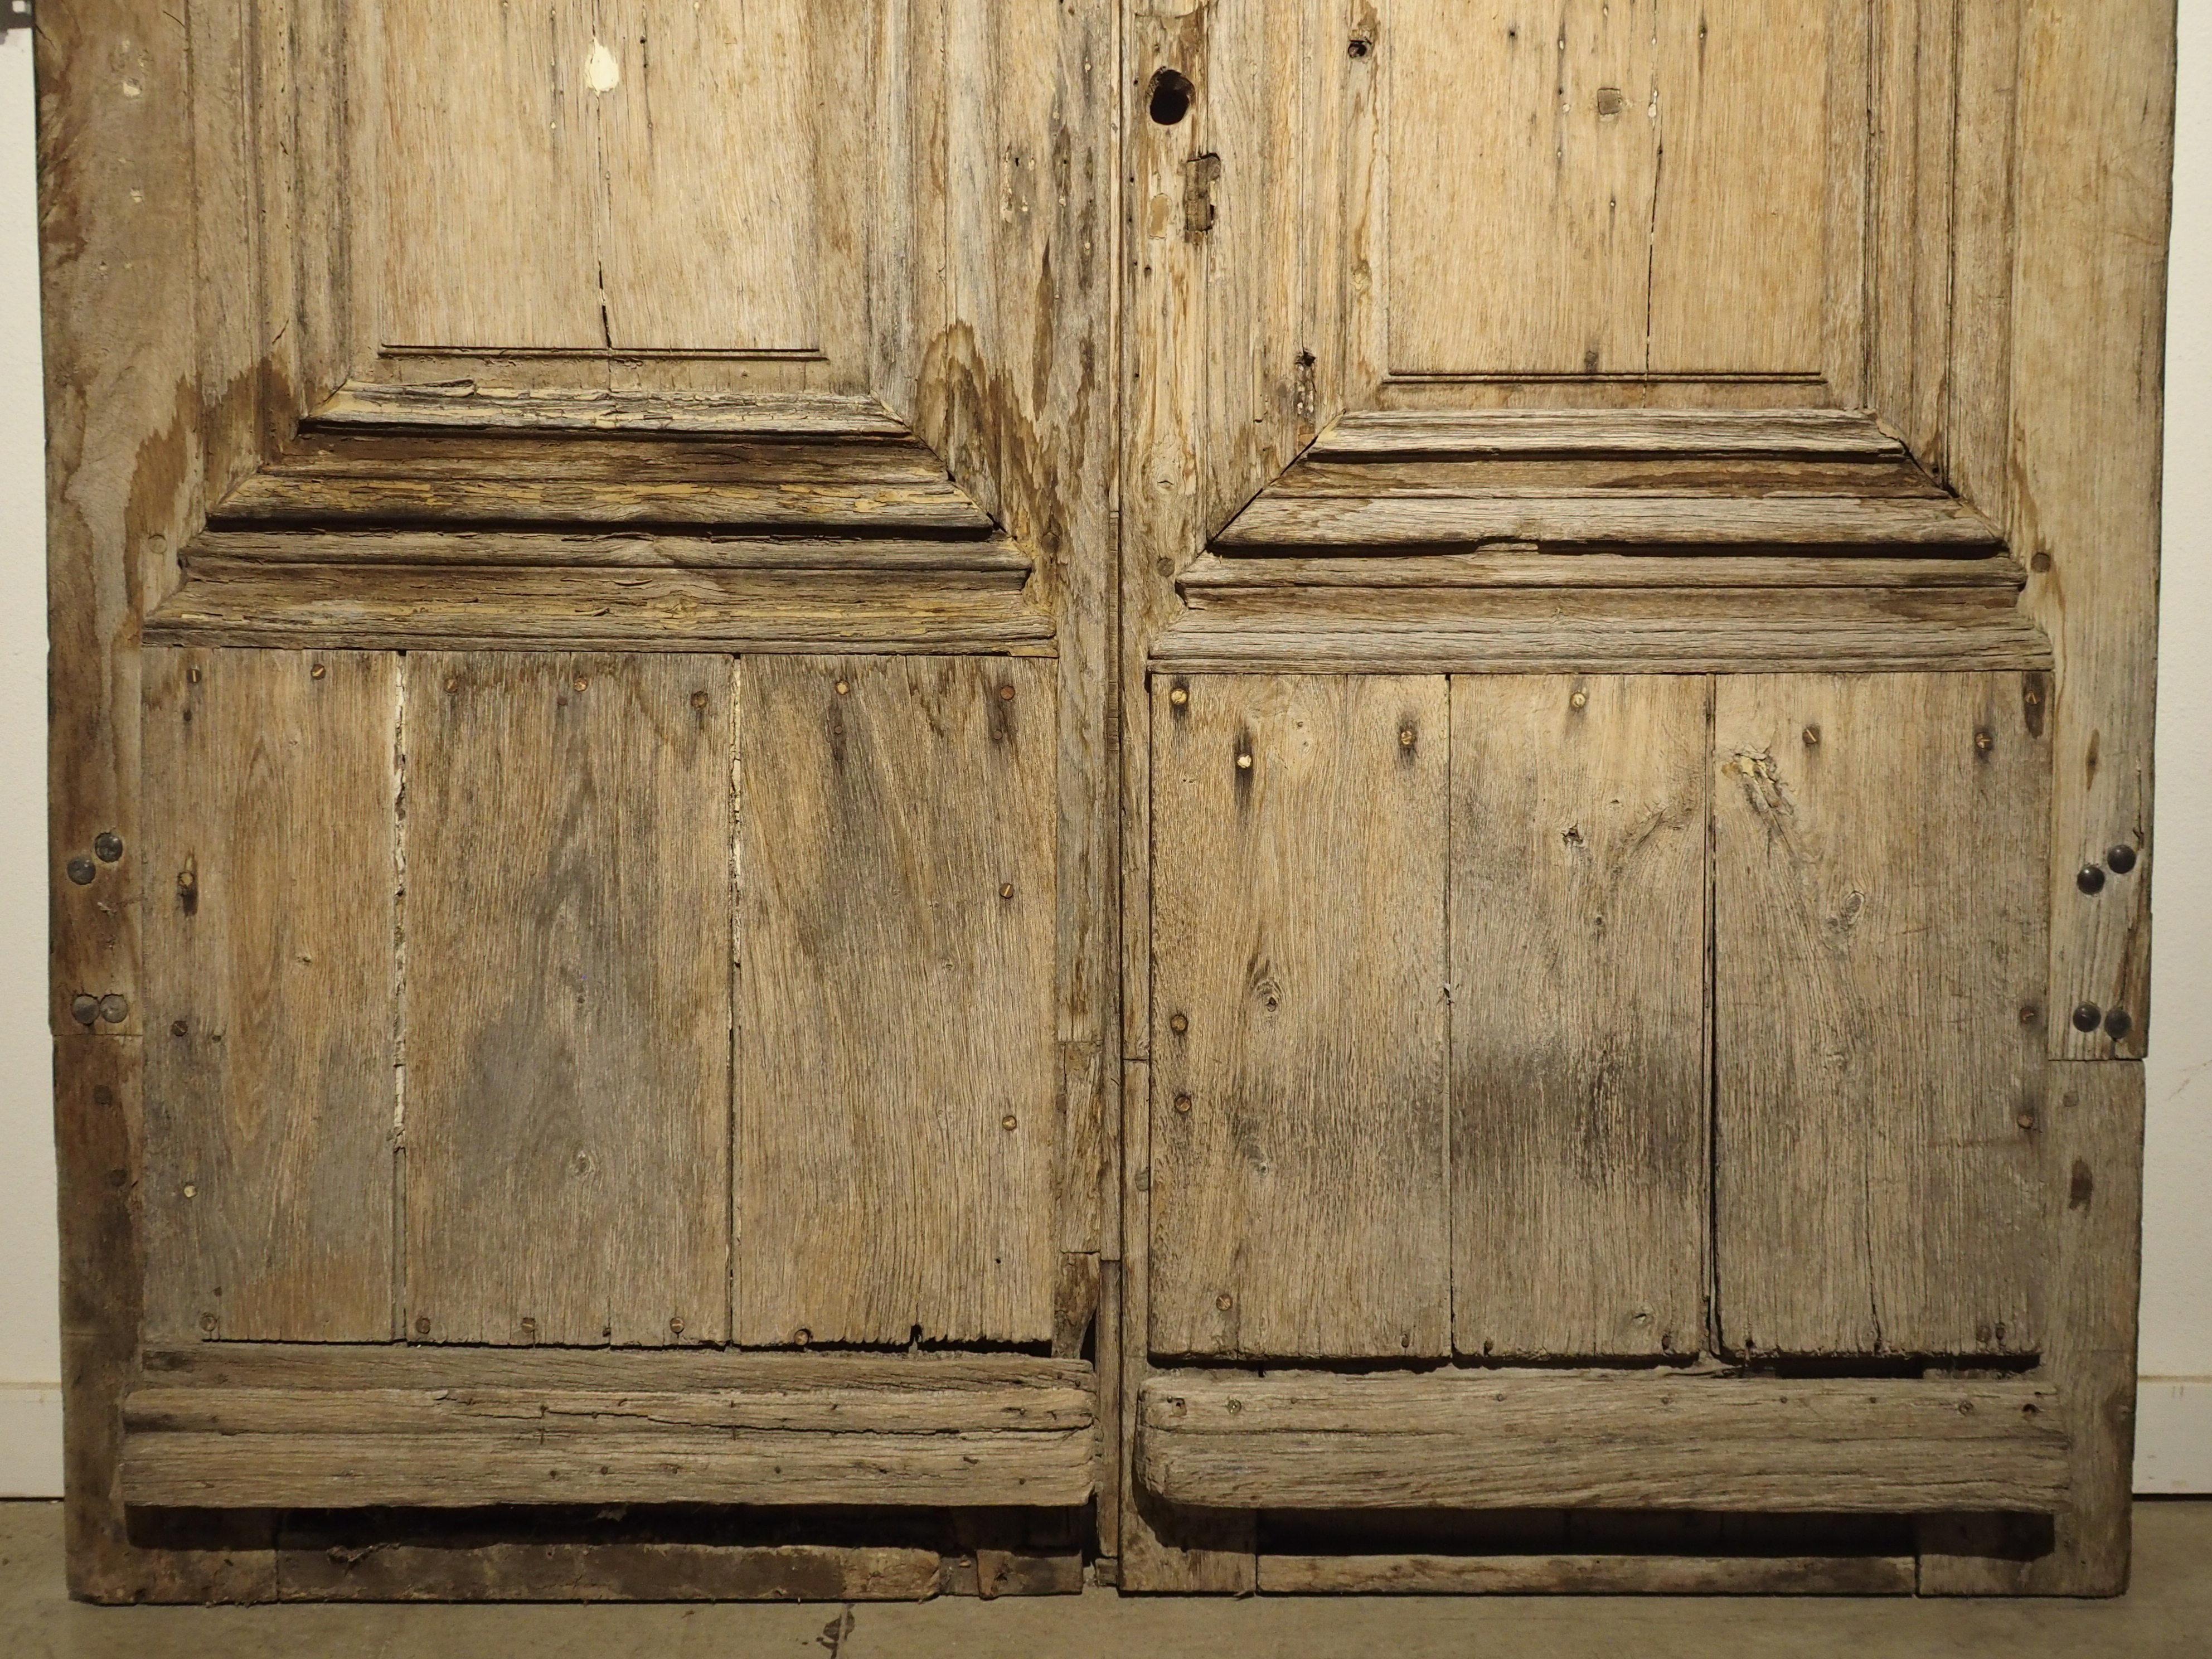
[{"left": 45, "top": 0, "right": 2171, "bottom": 1602}]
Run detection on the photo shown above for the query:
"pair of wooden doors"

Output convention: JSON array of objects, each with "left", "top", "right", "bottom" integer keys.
[{"left": 44, "top": 0, "right": 2171, "bottom": 1602}]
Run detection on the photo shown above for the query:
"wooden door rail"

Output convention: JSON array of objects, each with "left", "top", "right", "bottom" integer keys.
[
  {"left": 120, "top": 1348, "right": 1098, "bottom": 1511},
  {"left": 1137, "top": 1372, "right": 2069, "bottom": 1514}
]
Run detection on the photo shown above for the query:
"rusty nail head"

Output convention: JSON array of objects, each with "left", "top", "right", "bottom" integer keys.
[
  {"left": 69, "top": 996, "right": 98, "bottom": 1027},
  {"left": 1975, "top": 728, "right": 1995, "bottom": 754},
  {"left": 1400, "top": 727, "right": 1416, "bottom": 748},
  {"left": 415, "top": 1315, "right": 431, "bottom": 1336},
  {"left": 199, "top": 1313, "right": 217, "bottom": 1333},
  {"left": 1169, "top": 1012, "right": 1189, "bottom": 1035},
  {"left": 2072, "top": 1002, "right": 2103, "bottom": 1034},
  {"left": 1170, "top": 686, "right": 1190, "bottom": 707},
  {"left": 2017, "top": 1112, "right": 2037, "bottom": 1131},
  {"left": 573, "top": 677, "right": 588, "bottom": 692},
  {"left": 2104, "top": 1008, "right": 2133, "bottom": 1041},
  {"left": 2077, "top": 864, "right": 2107, "bottom": 895},
  {"left": 2108, "top": 844, "right": 2140, "bottom": 876},
  {"left": 1570, "top": 690, "right": 1589, "bottom": 711},
  {"left": 311, "top": 664, "right": 327, "bottom": 680},
  {"left": 98, "top": 995, "right": 128, "bottom": 1025},
  {"left": 1000, "top": 685, "right": 1016, "bottom": 702},
  {"left": 1803, "top": 726, "right": 1821, "bottom": 748},
  {"left": 187, "top": 666, "right": 202, "bottom": 684},
  {"left": 691, "top": 691, "right": 709, "bottom": 710},
  {"left": 170, "top": 1020, "right": 187, "bottom": 1037},
  {"left": 1174, "top": 1094, "right": 1193, "bottom": 1115},
  {"left": 94, "top": 833, "right": 123, "bottom": 863},
  {"left": 444, "top": 677, "right": 460, "bottom": 693},
  {"left": 1216, "top": 1293, "right": 1234, "bottom": 1311},
  {"left": 66, "top": 858, "right": 95, "bottom": 886}
]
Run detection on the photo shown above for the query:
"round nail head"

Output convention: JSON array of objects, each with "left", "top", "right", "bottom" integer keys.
[
  {"left": 1236, "top": 753, "right": 1253, "bottom": 770},
  {"left": 2072, "top": 1002, "right": 2103, "bottom": 1034},
  {"left": 1174, "top": 1094, "right": 1193, "bottom": 1115},
  {"left": 66, "top": 857, "right": 95, "bottom": 886},
  {"left": 2108, "top": 845, "right": 2139, "bottom": 876},
  {"left": 94, "top": 832, "right": 123, "bottom": 863},
  {"left": 1170, "top": 687, "right": 1190, "bottom": 707},
  {"left": 2104, "top": 1008, "right": 2133, "bottom": 1041},
  {"left": 2077, "top": 865, "right": 2107, "bottom": 895}
]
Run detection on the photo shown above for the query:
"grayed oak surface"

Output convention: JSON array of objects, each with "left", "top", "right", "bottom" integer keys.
[
  {"left": 402, "top": 653, "right": 734, "bottom": 1347},
  {"left": 140, "top": 649, "right": 399, "bottom": 1345},
  {"left": 1136, "top": 1372, "right": 2069, "bottom": 1513},
  {"left": 735, "top": 657, "right": 1059, "bottom": 1346},
  {"left": 1451, "top": 676, "right": 1710, "bottom": 1359},
  {"left": 1713, "top": 674, "right": 2050, "bottom": 1359},
  {"left": 1148, "top": 676, "right": 1451, "bottom": 1361}
]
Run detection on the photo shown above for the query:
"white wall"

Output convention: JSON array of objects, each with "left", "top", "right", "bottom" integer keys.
[
  {"left": 0, "top": 28, "right": 60, "bottom": 1497},
  {"left": 2138, "top": 0, "right": 2212, "bottom": 1496},
  {"left": 0, "top": 21, "right": 2205, "bottom": 1498}
]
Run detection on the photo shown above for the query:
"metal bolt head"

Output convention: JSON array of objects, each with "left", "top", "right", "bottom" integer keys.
[
  {"left": 70, "top": 995, "right": 99, "bottom": 1027},
  {"left": 2077, "top": 864, "right": 2107, "bottom": 895},
  {"left": 2104, "top": 1008, "right": 2133, "bottom": 1041},
  {"left": 1168, "top": 686, "right": 1190, "bottom": 707},
  {"left": 668, "top": 1316, "right": 686, "bottom": 1336},
  {"left": 2107, "top": 844, "right": 2140, "bottom": 876},
  {"left": 1000, "top": 883, "right": 1016, "bottom": 900},
  {"left": 169, "top": 1020, "right": 187, "bottom": 1038},
  {"left": 66, "top": 857, "right": 95, "bottom": 886},
  {"left": 1215, "top": 1293, "right": 1234, "bottom": 1312},
  {"left": 794, "top": 1328, "right": 812, "bottom": 1347},
  {"left": 414, "top": 1315, "right": 432, "bottom": 1336},
  {"left": 1002, "top": 1114, "right": 1019, "bottom": 1132},
  {"left": 311, "top": 663, "right": 327, "bottom": 681},
  {"left": 98, "top": 994, "right": 128, "bottom": 1025},
  {"left": 1173, "top": 1094, "right": 1193, "bottom": 1115},
  {"left": 94, "top": 833, "right": 123, "bottom": 863},
  {"left": 2072, "top": 1002, "right": 2103, "bottom": 1034}
]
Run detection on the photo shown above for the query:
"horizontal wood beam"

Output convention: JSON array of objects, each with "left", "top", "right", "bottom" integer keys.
[
  {"left": 1137, "top": 1372, "right": 2069, "bottom": 1514},
  {"left": 123, "top": 1350, "right": 1099, "bottom": 1510},
  {"left": 313, "top": 383, "right": 910, "bottom": 438},
  {"left": 1311, "top": 410, "right": 1912, "bottom": 460},
  {"left": 143, "top": 560, "right": 1055, "bottom": 655}
]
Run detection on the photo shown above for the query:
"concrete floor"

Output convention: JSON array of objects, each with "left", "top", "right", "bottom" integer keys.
[{"left": 6, "top": 1503, "right": 2211, "bottom": 1659}]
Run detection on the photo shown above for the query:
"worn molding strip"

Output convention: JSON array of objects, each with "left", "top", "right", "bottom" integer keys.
[
  {"left": 1136, "top": 1372, "right": 2070, "bottom": 1514},
  {"left": 121, "top": 1349, "right": 1098, "bottom": 1511}
]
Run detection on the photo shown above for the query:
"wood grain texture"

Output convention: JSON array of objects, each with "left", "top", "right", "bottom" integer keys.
[
  {"left": 1451, "top": 676, "right": 1709, "bottom": 1359},
  {"left": 1713, "top": 674, "right": 2050, "bottom": 1359},
  {"left": 312, "top": 384, "right": 906, "bottom": 435},
  {"left": 1919, "top": 1062, "right": 2145, "bottom": 1597},
  {"left": 1136, "top": 1371, "right": 2069, "bottom": 1514},
  {"left": 276, "top": 1538, "right": 944, "bottom": 1603},
  {"left": 141, "top": 649, "right": 398, "bottom": 1344},
  {"left": 146, "top": 562, "right": 1054, "bottom": 656},
  {"left": 2014, "top": 0, "right": 2174, "bottom": 1059},
  {"left": 1257, "top": 1554, "right": 1917, "bottom": 1595},
  {"left": 403, "top": 653, "right": 733, "bottom": 1347},
  {"left": 735, "top": 657, "right": 1058, "bottom": 1346},
  {"left": 1389, "top": 1, "right": 1833, "bottom": 376},
  {"left": 1149, "top": 676, "right": 1449, "bottom": 1360}
]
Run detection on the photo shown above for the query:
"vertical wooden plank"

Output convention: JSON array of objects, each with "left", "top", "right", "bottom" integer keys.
[
  {"left": 1390, "top": 0, "right": 1659, "bottom": 375},
  {"left": 1944, "top": 0, "right": 2024, "bottom": 511},
  {"left": 1919, "top": 1061, "right": 2143, "bottom": 1595},
  {"left": 594, "top": 0, "right": 819, "bottom": 352},
  {"left": 404, "top": 653, "right": 733, "bottom": 1348},
  {"left": 1865, "top": 0, "right": 1960, "bottom": 465},
  {"left": 735, "top": 656, "right": 1058, "bottom": 1347},
  {"left": 1647, "top": 0, "right": 1831, "bottom": 373},
  {"left": 1150, "top": 675, "right": 1449, "bottom": 1360},
  {"left": 142, "top": 649, "right": 399, "bottom": 1345},
  {"left": 2015, "top": 0, "right": 2174, "bottom": 1059},
  {"left": 375, "top": 1, "right": 601, "bottom": 349},
  {"left": 1713, "top": 674, "right": 2049, "bottom": 1359},
  {"left": 1451, "top": 675, "right": 1709, "bottom": 1361}
]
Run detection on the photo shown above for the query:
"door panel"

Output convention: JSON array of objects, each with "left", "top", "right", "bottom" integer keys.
[
  {"left": 1149, "top": 675, "right": 1450, "bottom": 1360},
  {"left": 734, "top": 656, "right": 1059, "bottom": 1346},
  {"left": 1713, "top": 673, "right": 2050, "bottom": 1359},
  {"left": 403, "top": 653, "right": 735, "bottom": 1348},
  {"left": 141, "top": 649, "right": 400, "bottom": 1345},
  {"left": 1451, "top": 675, "right": 1710, "bottom": 1361}
]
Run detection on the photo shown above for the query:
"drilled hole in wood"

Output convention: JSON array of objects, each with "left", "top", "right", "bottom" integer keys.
[{"left": 1149, "top": 69, "right": 1194, "bottom": 127}]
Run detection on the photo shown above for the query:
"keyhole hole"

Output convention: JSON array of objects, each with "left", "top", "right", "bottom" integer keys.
[{"left": 1149, "top": 69, "right": 1194, "bottom": 127}]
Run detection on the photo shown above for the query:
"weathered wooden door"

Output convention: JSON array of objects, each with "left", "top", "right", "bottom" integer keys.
[{"left": 45, "top": 0, "right": 2172, "bottom": 1602}]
